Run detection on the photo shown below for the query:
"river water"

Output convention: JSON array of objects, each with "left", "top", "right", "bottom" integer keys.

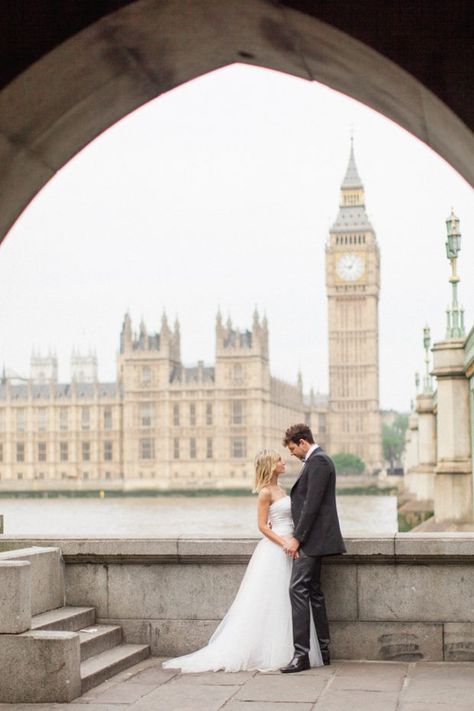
[{"left": 0, "top": 495, "right": 397, "bottom": 537}]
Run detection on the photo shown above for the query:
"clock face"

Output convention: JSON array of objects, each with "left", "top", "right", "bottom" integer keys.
[{"left": 336, "top": 253, "right": 365, "bottom": 282}]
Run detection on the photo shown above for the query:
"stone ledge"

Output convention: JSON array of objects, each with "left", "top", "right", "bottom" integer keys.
[
  {"left": 0, "top": 545, "right": 65, "bottom": 615},
  {"left": 1, "top": 535, "right": 474, "bottom": 564},
  {"left": 435, "top": 461, "right": 472, "bottom": 475},
  {"left": 394, "top": 533, "right": 474, "bottom": 557}
]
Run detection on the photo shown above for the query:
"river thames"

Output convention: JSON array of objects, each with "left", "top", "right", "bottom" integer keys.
[{"left": 0, "top": 494, "right": 397, "bottom": 536}]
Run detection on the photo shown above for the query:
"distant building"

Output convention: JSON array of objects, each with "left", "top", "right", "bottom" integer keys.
[
  {"left": 0, "top": 141, "right": 385, "bottom": 486},
  {"left": 325, "top": 140, "right": 383, "bottom": 472},
  {"left": 0, "top": 312, "right": 325, "bottom": 489}
]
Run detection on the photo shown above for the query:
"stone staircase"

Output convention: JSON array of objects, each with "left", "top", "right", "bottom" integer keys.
[
  {"left": 31, "top": 605, "right": 149, "bottom": 694},
  {"left": 0, "top": 546, "right": 150, "bottom": 702}
]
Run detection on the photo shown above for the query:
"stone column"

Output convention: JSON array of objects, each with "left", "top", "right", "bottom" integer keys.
[
  {"left": 409, "top": 393, "right": 436, "bottom": 500},
  {"left": 404, "top": 411, "right": 419, "bottom": 495},
  {"left": 432, "top": 338, "right": 472, "bottom": 523}
]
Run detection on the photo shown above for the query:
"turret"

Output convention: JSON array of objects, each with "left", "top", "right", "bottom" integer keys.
[
  {"left": 117, "top": 311, "right": 182, "bottom": 391},
  {"left": 138, "top": 318, "right": 148, "bottom": 350},
  {"left": 215, "top": 310, "right": 268, "bottom": 359},
  {"left": 30, "top": 349, "right": 58, "bottom": 384},
  {"left": 297, "top": 369, "right": 303, "bottom": 392},
  {"left": 161, "top": 311, "right": 170, "bottom": 344},
  {"left": 215, "top": 309, "right": 224, "bottom": 343},
  {"left": 71, "top": 349, "right": 98, "bottom": 383},
  {"left": 120, "top": 313, "right": 133, "bottom": 353},
  {"left": 253, "top": 306, "right": 260, "bottom": 331},
  {"left": 171, "top": 317, "right": 181, "bottom": 362}
]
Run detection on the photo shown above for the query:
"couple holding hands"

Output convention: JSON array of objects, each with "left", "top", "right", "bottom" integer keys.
[{"left": 164, "top": 422, "right": 346, "bottom": 673}]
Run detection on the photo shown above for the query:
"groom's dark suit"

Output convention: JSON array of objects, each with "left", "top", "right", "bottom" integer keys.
[{"left": 290, "top": 446, "right": 345, "bottom": 659}]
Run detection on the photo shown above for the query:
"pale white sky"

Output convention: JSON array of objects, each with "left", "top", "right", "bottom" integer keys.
[{"left": 0, "top": 64, "right": 472, "bottom": 411}]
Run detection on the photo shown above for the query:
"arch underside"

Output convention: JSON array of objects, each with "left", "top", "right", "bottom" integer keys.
[{"left": 0, "top": 0, "right": 472, "bottom": 244}]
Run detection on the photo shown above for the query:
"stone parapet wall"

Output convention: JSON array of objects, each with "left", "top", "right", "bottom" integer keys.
[{"left": 1, "top": 535, "right": 473, "bottom": 662}]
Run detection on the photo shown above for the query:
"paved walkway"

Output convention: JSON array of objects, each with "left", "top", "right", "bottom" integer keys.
[{"left": 1, "top": 658, "right": 474, "bottom": 710}]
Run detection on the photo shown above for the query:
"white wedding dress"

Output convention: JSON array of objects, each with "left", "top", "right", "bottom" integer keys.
[{"left": 162, "top": 495, "right": 323, "bottom": 672}]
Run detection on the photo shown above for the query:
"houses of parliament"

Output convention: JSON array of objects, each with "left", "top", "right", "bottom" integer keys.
[{"left": 0, "top": 144, "right": 382, "bottom": 489}]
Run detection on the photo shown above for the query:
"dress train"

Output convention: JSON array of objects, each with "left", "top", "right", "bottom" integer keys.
[{"left": 162, "top": 496, "right": 323, "bottom": 672}]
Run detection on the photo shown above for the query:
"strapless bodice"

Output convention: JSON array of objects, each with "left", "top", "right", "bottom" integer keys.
[{"left": 268, "top": 495, "right": 293, "bottom": 536}]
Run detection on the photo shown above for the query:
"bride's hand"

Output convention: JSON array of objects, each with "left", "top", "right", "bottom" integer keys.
[
  {"left": 284, "top": 537, "right": 300, "bottom": 559},
  {"left": 282, "top": 544, "right": 299, "bottom": 559}
]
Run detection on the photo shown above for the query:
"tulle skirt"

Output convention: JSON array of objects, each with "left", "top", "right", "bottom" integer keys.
[{"left": 162, "top": 536, "right": 322, "bottom": 672}]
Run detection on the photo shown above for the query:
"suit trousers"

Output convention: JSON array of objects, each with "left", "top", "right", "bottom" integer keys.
[{"left": 289, "top": 550, "right": 330, "bottom": 657}]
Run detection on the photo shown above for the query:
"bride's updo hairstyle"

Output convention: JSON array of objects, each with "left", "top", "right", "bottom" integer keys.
[{"left": 253, "top": 449, "right": 281, "bottom": 493}]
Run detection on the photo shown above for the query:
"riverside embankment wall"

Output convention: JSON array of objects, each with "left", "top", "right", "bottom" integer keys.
[{"left": 0, "top": 535, "right": 473, "bottom": 662}]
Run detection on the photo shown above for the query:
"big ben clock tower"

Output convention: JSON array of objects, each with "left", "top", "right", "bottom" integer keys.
[{"left": 326, "top": 140, "right": 382, "bottom": 472}]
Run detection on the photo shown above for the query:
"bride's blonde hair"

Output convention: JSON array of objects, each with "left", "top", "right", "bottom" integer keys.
[{"left": 253, "top": 449, "right": 281, "bottom": 493}]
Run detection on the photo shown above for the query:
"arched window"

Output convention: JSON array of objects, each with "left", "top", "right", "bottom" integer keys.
[{"left": 232, "top": 363, "right": 243, "bottom": 385}]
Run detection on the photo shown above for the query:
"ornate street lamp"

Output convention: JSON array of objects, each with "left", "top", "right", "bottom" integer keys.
[
  {"left": 445, "top": 208, "right": 465, "bottom": 339},
  {"left": 423, "top": 325, "right": 433, "bottom": 393}
]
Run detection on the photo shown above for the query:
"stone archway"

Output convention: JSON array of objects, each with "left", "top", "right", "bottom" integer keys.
[{"left": 0, "top": 0, "right": 472, "bottom": 244}]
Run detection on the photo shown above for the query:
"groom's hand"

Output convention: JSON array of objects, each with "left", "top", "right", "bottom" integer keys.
[{"left": 285, "top": 537, "right": 300, "bottom": 559}]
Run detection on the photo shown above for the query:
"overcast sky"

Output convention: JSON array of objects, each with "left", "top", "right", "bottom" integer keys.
[{"left": 0, "top": 64, "right": 472, "bottom": 411}]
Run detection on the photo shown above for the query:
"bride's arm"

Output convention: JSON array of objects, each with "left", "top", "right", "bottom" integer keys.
[{"left": 257, "top": 489, "right": 286, "bottom": 548}]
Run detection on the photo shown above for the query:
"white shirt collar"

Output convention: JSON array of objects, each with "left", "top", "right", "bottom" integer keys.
[{"left": 304, "top": 443, "right": 319, "bottom": 461}]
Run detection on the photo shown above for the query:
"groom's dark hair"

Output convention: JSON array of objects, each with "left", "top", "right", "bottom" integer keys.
[{"left": 283, "top": 423, "right": 315, "bottom": 446}]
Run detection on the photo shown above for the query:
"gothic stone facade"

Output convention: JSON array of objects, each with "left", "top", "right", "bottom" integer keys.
[
  {"left": 0, "top": 312, "right": 322, "bottom": 489},
  {"left": 0, "top": 144, "right": 383, "bottom": 484}
]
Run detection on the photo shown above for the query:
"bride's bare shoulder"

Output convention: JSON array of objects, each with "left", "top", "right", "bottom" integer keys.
[{"left": 257, "top": 487, "right": 272, "bottom": 503}]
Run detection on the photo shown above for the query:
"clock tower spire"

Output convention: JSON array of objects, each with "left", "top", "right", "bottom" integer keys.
[{"left": 325, "top": 140, "right": 382, "bottom": 473}]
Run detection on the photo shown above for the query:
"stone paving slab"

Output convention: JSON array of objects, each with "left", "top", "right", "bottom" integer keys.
[
  {"left": 401, "top": 685, "right": 474, "bottom": 706},
  {"left": 119, "top": 665, "right": 180, "bottom": 686},
  {"left": 407, "top": 660, "right": 474, "bottom": 682},
  {"left": 334, "top": 660, "right": 408, "bottom": 677},
  {"left": 127, "top": 681, "right": 240, "bottom": 711},
  {"left": 169, "top": 670, "right": 257, "bottom": 685},
  {"left": 330, "top": 674, "right": 404, "bottom": 692},
  {"left": 222, "top": 703, "right": 313, "bottom": 711},
  {"left": 2, "top": 658, "right": 474, "bottom": 709},
  {"left": 399, "top": 704, "right": 474, "bottom": 711},
  {"left": 313, "top": 689, "right": 399, "bottom": 711},
  {"left": 397, "top": 702, "right": 474, "bottom": 711},
  {"left": 0, "top": 706, "right": 129, "bottom": 711},
  {"left": 74, "top": 660, "right": 178, "bottom": 702},
  {"left": 234, "top": 675, "right": 326, "bottom": 703},
  {"left": 75, "top": 682, "right": 157, "bottom": 704}
]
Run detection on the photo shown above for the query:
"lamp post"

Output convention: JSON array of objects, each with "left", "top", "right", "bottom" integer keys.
[
  {"left": 423, "top": 325, "right": 433, "bottom": 393},
  {"left": 445, "top": 208, "right": 465, "bottom": 339}
]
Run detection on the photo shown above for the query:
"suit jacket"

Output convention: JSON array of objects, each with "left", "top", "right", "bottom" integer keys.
[{"left": 290, "top": 447, "right": 346, "bottom": 557}]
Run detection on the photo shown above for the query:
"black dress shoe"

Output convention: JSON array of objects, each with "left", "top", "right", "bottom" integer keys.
[
  {"left": 321, "top": 649, "right": 331, "bottom": 666},
  {"left": 280, "top": 655, "right": 310, "bottom": 673}
]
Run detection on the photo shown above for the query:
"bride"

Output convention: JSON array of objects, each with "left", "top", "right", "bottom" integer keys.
[{"left": 162, "top": 449, "right": 322, "bottom": 672}]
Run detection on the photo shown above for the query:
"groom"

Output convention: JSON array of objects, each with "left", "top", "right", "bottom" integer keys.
[{"left": 280, "top": 423, "right": 346, "bottom": 673}]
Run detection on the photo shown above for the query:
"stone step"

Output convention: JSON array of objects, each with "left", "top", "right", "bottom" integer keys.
[
  {"left": 31, "top": 606, "right": 95, "bottom": 632},
  {"left": 79, "top": 624, "right": 122, "bottom": 661},
  {"left": 81, "top": 644, "right": 150, "bottom": 693}
]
